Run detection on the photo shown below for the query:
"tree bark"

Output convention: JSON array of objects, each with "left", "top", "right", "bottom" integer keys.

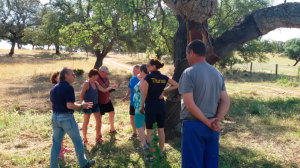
[
  {"left": 8, "top": 40, "right": 16, "bottom": 57},
  {"left": 163, "top": 2, "right": 300, "bottom": 139},
  {"left": 165, "top": 15, "right": 187, "bottom": 139},
  {"left": 94, "top": 49, "right": 106, "bottom": 69},
  {"left": 293, "top": 59, "right": 300, "bottom": 66},
  {"left": 55, "top": 43, "right": 60, "bottom": 55}
]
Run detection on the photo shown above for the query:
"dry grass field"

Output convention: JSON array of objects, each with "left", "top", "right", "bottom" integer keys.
[{"left": 0, "top": 49, "right": 299, "bottom": 168}]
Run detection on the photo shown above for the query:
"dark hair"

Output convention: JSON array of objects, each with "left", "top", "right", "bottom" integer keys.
[
  {"left": 60, "top": 67, "right": 71, "bottom": 81},
  {"left": 140, "top": 64, "right": 148, "bottom": 74},
  {"left": 134, "top": 64, "right": 140, "bottom": 69},
  {"left": 149, "top": 58, "right": 164, "bottom": 69},
  {"left": 50, "top": 71, "right": 60, "bottom": 84},
  {"left": 187, "top": 40, "right": 206, "bottom": 57},
  {"left": 88, "top": 69, "right": 99, "bottom": 78}
]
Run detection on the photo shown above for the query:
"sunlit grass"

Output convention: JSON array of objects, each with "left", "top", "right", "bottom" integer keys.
[{"left": 0, "top": 49, "right": 299, "bottom": 167}]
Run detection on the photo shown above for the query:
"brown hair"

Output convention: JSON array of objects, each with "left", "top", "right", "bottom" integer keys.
[
  {"left": 50, "top": 71, "right": 60, "bottom": 84},
  {"left": 88, "top": 69, "right": 99, "bottom": 78},
  {"left": 149, "top": 58, "right": 164, "bottom": 69}
]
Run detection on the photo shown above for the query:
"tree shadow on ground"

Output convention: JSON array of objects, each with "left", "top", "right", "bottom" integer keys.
[
  {"left": 81, "top": 132, "right": 173, "bottom": 168},
  {"left": 219, "top": 146, "right": 287, "bottom": 168}
]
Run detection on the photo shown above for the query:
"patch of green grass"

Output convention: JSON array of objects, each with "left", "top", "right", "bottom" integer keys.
[{"left": 229, "top": 97, "right": 300, "bottom": 118}]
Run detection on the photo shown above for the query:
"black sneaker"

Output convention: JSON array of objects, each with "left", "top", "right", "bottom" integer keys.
[{"left": 83, "top": 160, "right": 95, "bottom": 168}]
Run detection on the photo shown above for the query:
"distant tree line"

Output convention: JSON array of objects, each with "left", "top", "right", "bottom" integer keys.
[{"left": 0, "top": 0, "right": 299, "bottom": 67}]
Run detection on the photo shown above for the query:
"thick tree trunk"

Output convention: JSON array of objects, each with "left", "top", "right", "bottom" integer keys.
[
  {"left": 294, "top": 59, "right": 300, "bottom": 66},
  {"left": 94, "top": 49, "right": 106, "bottom": 69},
  {"left": 55, "top": 43, "right": 60, "bottom": 55},
  {"left": 165, "top": 15, "right": 187, "bottom": 139},
  {"left": 8, "top": 41, "right": 16, "bottom": 57}
]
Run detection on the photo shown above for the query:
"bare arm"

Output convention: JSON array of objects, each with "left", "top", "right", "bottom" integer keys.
[
  {"left": 164, "top": 78, "right": 178, "bottom": 93},
  {"left": 215, "top": 91, "right": 230, "bottom": 120},
  {"left": 95, "top": 81, "right": 111, "bottom": 92},
  {"left": 139, "top": 79, "right": 148, "bottom": 114},
  {"left": 80, "top": 82, "right": 88, "bottom": 102},
  {"left": 67, "top": 102, "right": 93, "bottom": 110},
  {"left": 182, "top": 93, "right": 215, "bottom": 129}
]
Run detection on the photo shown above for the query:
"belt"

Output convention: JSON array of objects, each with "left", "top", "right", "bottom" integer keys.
[{"left": 53, "top": 111, "right": 73, "bottom": 114}]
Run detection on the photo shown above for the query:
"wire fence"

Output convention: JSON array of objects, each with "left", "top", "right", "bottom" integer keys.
[{"left": 232, "top": 62, "right": 299, "bottom": 77}]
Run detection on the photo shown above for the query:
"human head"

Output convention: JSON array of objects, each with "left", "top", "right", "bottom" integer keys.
[
  {"left": 98, "top": 66, "right": 109, "bottom": 77},
  {"left": 50, "top": 71, "right": 60, "bottom": 84},
  {"left": 186, "top": 40, "right": 206, "bottom": 65},
  {"left": 133, "top": 64, "right": 140, "bottom": 76},
  {"left": 60, "top": 67, "right": 75, "bottom": 84},
  {"left": 147, "top": 59, "right": 164, "bottom": 72},
  {"left": 88, "top": 69, "right": 99, "bottom": 80},
  {"left": 139, "top": 64, "right": 148, "bottom": 75}
]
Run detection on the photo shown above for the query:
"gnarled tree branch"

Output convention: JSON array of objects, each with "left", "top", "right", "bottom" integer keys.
[{"left": 211, "top": 2, "right": 300, "bottom": 64}]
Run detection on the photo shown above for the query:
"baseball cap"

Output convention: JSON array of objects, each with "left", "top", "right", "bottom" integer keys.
[{"left": 99, "top": 66, "right": 110, "bottom": 74}]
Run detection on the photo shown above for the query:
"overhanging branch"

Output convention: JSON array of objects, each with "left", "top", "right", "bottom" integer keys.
[{"left": 211, "top": 2, "right": 300, "bottom": 64}]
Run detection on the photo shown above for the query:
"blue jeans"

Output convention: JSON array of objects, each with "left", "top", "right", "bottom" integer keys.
[
  {"left": 181, "top": 120, "right": 219, "bottom": 168},
  {"left": 50, "top": 113, "right": 88, "bottom": 168}
]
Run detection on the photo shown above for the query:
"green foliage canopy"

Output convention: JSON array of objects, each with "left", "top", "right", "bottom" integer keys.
[{"left": 284, "top": 38, "right": 300, "bottom": 66}]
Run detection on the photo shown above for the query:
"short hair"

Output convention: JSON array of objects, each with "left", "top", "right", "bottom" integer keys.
[
  {"left": 88, "top": 69, "right": 99, "bottom": 78},
  {"left": 50, "top": 71, "right": 60, "bottom": 84},
  {"left": 134, "top": 64, "right": 140, "bottom": 69},
  {"left": 149, "top": 58, "right": 164, "bottom": 69},
  {"left": 140, "top": 64, "right": 148, "bottom": 74},
  {"left": 187, "top": 40, "right": 206, "bottom": 57},
  {"left": 60, "top": 67, "right": 71, "bottom": 81}
]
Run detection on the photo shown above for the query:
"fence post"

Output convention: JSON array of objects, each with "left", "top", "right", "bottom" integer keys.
[
  {"left": 250, "top": 62, "right": 253, "bottom": 74},
  {"left": 276, "top": 64, "right": 278, "bottom": 76}
]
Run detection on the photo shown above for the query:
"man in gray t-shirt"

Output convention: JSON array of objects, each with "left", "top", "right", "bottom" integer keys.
[{"left": 178, "top": 40, "right": 230, "bottom": 168}]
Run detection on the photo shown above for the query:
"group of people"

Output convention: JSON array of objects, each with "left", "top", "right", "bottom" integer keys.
[{"left": 49, "top": 40, "right": 230, "bottom": 168}]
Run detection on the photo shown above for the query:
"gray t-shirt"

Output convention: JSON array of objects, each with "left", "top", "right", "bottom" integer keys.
[{"left": 178, "top": 62, "right": 226, "bottom": 120}]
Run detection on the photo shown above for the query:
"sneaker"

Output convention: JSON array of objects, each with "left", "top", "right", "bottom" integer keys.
[
  {"left": 144, "top": 144, "right": 150, "bottom": 150},
  {"left": 128, "top": 133, "right": 137, "bottom": 140},
  {"left": 59, "top": 152, "right": 64, "bottom": 159},
  {"left": 83, "top": 160, "right": 95, "bottom": 168}
]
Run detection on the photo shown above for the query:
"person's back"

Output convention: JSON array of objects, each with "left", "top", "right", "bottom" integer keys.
[
  {"left": 180, "top": 62, "right": 225, "bottom": 120},
  {"left": 179, "top": 40, "right": 230, "bottom": 168},
  {"left": 51, "top": 80, "right": 75, "bottom": 114}
]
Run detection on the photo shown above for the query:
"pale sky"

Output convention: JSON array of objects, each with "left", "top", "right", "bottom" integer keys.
[{"left": 0, "top": 0, "right": 299, "bottom": 49}]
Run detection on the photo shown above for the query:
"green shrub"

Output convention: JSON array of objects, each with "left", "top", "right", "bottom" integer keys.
[{"left": 73, "top": 69, "right": 84, "bottom": 77}]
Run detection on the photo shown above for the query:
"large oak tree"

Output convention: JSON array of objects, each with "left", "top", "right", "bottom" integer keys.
[{"left": 162, "top": 1, "right": 300, "bottom": 137}]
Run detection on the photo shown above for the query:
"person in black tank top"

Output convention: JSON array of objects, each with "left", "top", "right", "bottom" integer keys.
[
  {"left": 140, "top": 59, "right": 178, "bottom": 156},
  {"left": 80, "top": 69, "right": 113, "bottom": 145}
]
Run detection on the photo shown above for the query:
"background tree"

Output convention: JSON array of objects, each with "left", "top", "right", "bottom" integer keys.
[
  {"left": 0, "top": 0, "right": 40, "bottom": 56},
  {"left": 284, "top": 38, "right": 300, "bottom": 66}
]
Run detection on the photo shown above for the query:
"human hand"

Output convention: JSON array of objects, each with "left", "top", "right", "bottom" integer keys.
[
  {"left": 207, "top": 118, "right": 221, "bottom": 132},
  {"left": 139, "top": 107, "right": 145, "bottom": 114},
  {"left": 112, "top": 84, "right": 120, "bottom": 89},
  {"left": 159, "top": 92, "right": 164, "bottom": 100},
  {"left": 122, "top": 96, "right": 129, "bottom": 102},
  {"left": 83, "top": 102, "right": 93, "bottom": 109}
]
